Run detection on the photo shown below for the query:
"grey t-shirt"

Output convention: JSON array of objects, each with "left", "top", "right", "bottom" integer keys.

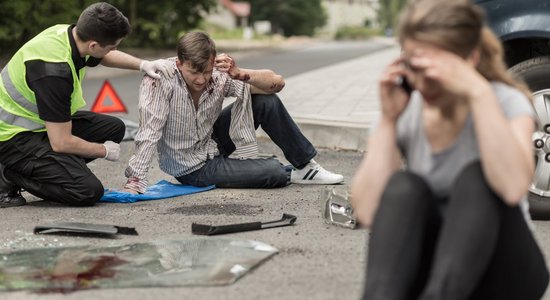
[{"left": 396, "top": 82, "right": 535, "bottom": 197}]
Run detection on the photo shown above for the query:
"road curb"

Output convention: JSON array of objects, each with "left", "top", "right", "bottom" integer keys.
[{"left": 257, "top": 113, "right": 377, "bottom": 151}]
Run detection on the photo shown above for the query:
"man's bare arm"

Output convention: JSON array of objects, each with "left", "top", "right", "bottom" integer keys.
[
  {"left": 215, "top": 53, "right": 285, "bottom": 94},
  {"left": 45, "top": 121, "right": 107, "bottom": 158}
]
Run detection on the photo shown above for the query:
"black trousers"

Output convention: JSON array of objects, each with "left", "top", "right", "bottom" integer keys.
[
  {"left": 362, "top": 162, "right": 549, "bottom": 300},
  {"left": 176, "top": 94, "right": 317, "bottom": 188},
  {"left": 0, "top": 111, "right": 125, "bottom": 206}
]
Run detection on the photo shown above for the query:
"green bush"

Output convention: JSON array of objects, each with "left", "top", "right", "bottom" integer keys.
[
  {"left": 0, "top": 0, "right": 217, "bottom": 60},
  {"left": 249, "top": 0, "right": 327, "bottom": 37},
  {"left": 334, "top": 26, "right": 381, "bottom": 40},
  {"left": 195, "top": 22, "right": 245, "bottom": 40},
  {"left": 186, "top": 21, "right": 271, "bottom": 41}
]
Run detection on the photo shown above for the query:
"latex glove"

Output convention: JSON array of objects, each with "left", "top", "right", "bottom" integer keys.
[
  {"left": 103, "top": 141, "right": 120, "bottom": 161},
  {"left": 140, "top": 59, "right": 173, "bottom": 79}
]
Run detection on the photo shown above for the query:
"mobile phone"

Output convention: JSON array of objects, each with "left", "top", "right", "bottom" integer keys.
[{"left": 396, "top": 76, "right": 413, "bottom": 95}]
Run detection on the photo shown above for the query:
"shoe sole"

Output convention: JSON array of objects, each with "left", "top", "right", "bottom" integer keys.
[
  {"left": 0, "top": 200, "right": 26, "bottom": 208},
  {"left": 291, "top": 179, "right": 344, "bottom": 185},
  {"left": 0, "top": 204, "right": 26, "bottom": 208}
]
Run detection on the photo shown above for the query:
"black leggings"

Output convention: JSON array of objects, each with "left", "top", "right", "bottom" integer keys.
[
  {"left": 362, "top": 162, "right": 549, "bottom": 300},
  {"left": 0, "top": 111, "right": 125, "bottom": 206}
]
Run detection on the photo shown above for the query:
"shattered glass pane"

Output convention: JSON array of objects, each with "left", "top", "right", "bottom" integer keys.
[{"left": 0, "top": 238, "right": 277, "bottom": 293}]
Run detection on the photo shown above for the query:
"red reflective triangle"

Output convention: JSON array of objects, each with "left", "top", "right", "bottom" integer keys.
[{"left": 90, "top": 80, "right": 127, "bottom": 113}]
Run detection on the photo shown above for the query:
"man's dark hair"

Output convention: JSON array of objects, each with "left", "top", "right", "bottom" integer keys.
[
  {"left": 75, "top": 2, "right": 131, "bottom": 47},
  {"left": 177, "top": 31, "right": 217, "bottom": 72}
]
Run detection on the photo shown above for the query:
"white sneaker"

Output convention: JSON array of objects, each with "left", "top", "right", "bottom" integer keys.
[{"left": 290, "top": 160, "right": 344, "bottom": 185}]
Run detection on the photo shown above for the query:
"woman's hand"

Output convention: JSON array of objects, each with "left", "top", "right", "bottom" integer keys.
[
  {"left": 408, "top": 49, "right": 491, "bottom": 101},
  {"left": 379, "top": 58, "right": 413, "bottom": 122}
]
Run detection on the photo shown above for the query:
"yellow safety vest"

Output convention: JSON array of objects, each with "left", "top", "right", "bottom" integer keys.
[{"left": 0, "top": 24, "right": 86, "bottom": 141}]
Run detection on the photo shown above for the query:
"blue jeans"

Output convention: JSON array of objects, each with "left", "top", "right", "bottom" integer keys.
[{"left": 176, "top": 94, "right": 317, "bottom": 188}]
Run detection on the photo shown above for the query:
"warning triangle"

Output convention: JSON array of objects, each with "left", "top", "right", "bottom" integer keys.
[{"left": 91, "top": 80, "right": 127, "bottom": 113}]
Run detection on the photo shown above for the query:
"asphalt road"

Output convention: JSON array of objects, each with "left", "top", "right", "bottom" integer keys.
[
  {"left": 230, "top": 40, "right": 390, "bottom": 78},
  {"left": 3, "top": 138, "right": 550, "bottom": 300},
  {"left": 1, "top": 139, "right": 368, "bottom": 300}
]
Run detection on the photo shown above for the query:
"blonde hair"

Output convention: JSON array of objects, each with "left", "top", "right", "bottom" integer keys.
[{"left": 398, "top": 0, "right": 532, "bottom": 100}]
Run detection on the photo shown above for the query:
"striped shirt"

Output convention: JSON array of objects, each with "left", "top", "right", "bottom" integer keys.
[{"left": 124, "top": 58, "right": 258, "bottom": 193}]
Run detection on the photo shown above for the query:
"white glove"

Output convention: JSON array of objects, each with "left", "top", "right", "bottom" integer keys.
[
  {"left": 139, "top": 59, "right": 173, "bottom": 79},
  {"left": 103, "top": 141, "right": 120, "bottom": 162}
]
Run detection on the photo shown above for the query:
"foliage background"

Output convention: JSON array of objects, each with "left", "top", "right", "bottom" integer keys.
[
  {"left": 377, "top": 0, "right": 407, "bottom": 31},
  {"left": 0, "top": 0, "right": 331, "bottom": 63},
  {"left": 248, "top": 0, "right": 327, "bottom": 37},
  {"left": 0, "top": 0, "right": 217, "bottom": 61}
]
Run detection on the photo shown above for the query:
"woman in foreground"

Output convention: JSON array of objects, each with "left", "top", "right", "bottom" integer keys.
[{"left": 351, "top": 0, "right": 549, "bottom": 299}]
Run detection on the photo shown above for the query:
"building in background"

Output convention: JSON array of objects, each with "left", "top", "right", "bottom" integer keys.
[
  {"left": 322, "top": 0, "right": 379, "bottom": 33},
  {"left": 205, "top": 0, "right": 250, "bottom": 29}
]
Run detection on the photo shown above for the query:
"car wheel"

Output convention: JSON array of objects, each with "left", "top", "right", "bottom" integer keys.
[{"left": 510, "top": 55, "right": 550, "bottom": 220}]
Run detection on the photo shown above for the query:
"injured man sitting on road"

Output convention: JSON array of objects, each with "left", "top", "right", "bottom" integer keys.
[{"left": 122, "top": 31, "right": 343, "bottom": 194}]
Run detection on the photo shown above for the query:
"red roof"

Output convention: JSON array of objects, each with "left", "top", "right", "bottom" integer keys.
[{"left": 220, "top": 0, "right": 250, "bottom": 17}]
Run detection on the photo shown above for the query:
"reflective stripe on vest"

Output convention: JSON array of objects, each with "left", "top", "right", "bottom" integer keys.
[
  {"left": 0, "top": 68, "right": 39, "bottom": 114},
  {"left": 0, "top": 66, "right": 43, "bottom": 130},
  {"left": 0, "top": 106, "right": 43, "bottom": 130}
]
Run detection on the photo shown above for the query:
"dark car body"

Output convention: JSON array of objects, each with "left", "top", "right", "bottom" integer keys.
[{"left": 474, "top": 0, "right": 550, "bottom": 68}]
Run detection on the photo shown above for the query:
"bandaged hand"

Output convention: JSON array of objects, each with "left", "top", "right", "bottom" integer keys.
[
  {"left": 215, "top": 53, "right": 249, "bottom": 81},
  {"left": 215, "top": 53, "right": 234, "bottom": 73},
  {"left": 123, "top": 177, "right": 147, "bottom": 194},
  {"left": 103, "top": 141, "right": 120, "bottom": 161},
  {"left": 140, "top": 59, "right": 173, "bottom": 79}
]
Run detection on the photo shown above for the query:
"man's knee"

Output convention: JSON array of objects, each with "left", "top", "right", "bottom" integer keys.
[
  {"left": 111, "top": 117, "right": 126, "bottom": 143},
  {"left": 264, "top": 160, "right": 290, "bottom": 188},
  {"left": 252, "top": 94, "right": 283, "bottom": 111},
  {"left": 60, "top": 176, "right": 104, "bottom": 206},
  {"left": 247, "top": 159, "right": 289, "bottom": 188}
]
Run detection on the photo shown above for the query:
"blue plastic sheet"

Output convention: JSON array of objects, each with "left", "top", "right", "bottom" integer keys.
[{"left": 100, "top": 180, "right": 215, "bottom": 203}]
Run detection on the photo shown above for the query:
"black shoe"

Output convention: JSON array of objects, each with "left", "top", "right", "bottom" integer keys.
[{"left": 0, "top": 187, "right": 26, "bottom": 208}]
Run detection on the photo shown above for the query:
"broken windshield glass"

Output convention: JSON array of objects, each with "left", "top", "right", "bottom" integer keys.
[{"left": 0, "top": 237, "right": 277, "bottom": 293}]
